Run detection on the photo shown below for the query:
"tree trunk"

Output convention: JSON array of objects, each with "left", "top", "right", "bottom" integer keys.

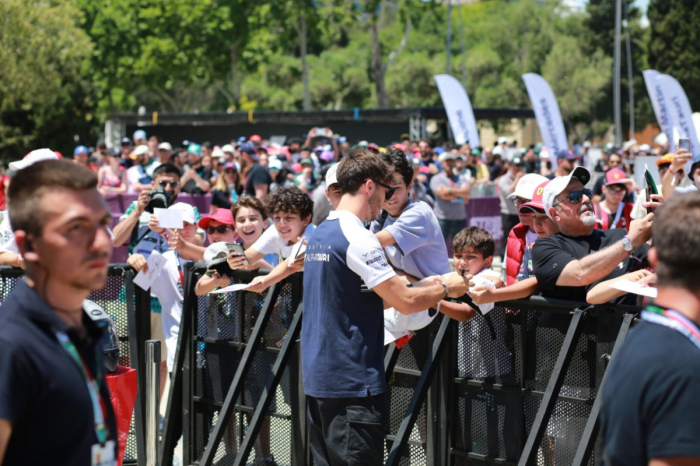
[
  {"left": 369, "top": 20, "right": 388, "bottom": 108},
  {"left": 300, "top": 12, "right": 311, "bottom": 110},
  {"left": 231, "top": 43, "right": 241, "bottom": 104}
]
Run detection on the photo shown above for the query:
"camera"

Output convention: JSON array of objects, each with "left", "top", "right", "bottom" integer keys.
[{"left": 145, "top": 186, "right": 170, "bottom": 213}]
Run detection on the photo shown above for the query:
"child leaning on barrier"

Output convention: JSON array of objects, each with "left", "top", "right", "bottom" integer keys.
[{"left": 228, "top": 186, "right": 315, "bottom": 292}]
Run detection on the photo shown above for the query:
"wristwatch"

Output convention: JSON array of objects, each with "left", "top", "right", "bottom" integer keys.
[{"left": 621, "top": 234, "right": 634, "bottom": 252}]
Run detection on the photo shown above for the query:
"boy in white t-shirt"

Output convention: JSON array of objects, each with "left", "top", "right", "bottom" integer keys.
[{"left": 228, "top": 186, "right": 315, "bottom": 291}]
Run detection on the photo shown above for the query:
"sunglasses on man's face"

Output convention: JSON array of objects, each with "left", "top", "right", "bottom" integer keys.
[
  {"left": 206, "top": 225, "right": 232, "bottom": 235},
  {"left": 158, "top": 180, "right": 180, "bottom": 189},
  {"left": 554, "top": 188, "right": 593, "bottom": 206},
  {"left": 373, "top": 180, "right": 396, "bottom": 201}
]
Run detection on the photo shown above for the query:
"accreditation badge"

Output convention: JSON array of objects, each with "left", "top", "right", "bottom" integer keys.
[{"left": 91, "top": 440, "right": 116, "bottom": 466}]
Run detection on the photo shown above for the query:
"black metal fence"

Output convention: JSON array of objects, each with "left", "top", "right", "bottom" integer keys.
[
  {"left": 158, "top": 267, "right": 640, "bottom": 466},
  {"left": 0, "top": 265, "right": 152, "bottom": 466},
  {"left": 0, "top": 265, "right": 640, "bottom": 466}
]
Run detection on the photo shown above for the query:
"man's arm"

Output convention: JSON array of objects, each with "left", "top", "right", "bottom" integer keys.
[
  {"left": 375, "top": 230, "right": 396, "bottom": 247},
  {"left": 373, "top": 273, "right": 470, "bottom": 315},
  {"left": 112, "top": 192, "right": 150, "bottom": 246},
  {"left": 254, "top": 184, "right": 268, "bottom": 202},
  {"left": 661, "top": 150, "right": 691, "bottom": 199},
  {"left": 470, "top": 277, "right": 539, "bottom": 304},
  {"left": 0, "top": 419, "right": 10, "bottom": 466},
  {"left": 555, "top": 214, "right": 653, "bottom": 287},
  {"left": 0, "top": 252, "right": 23, "bottom": 269}
]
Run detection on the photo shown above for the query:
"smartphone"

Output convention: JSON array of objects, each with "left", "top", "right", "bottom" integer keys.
[
  {"left": 226, "top": 243, "right": 250, "bottom": 266},
  {"left": 644, "top": 168, "right": 659, "bottom": 213},
  {"left": 315, "top": 128, "right": 327, "bottom": 137},
  {"left": 679, "top": 138, "right": 690, "bottom": 151}
]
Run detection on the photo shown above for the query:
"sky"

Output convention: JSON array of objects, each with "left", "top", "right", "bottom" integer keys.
[{"left": 565, "top": 0, "right": 650, "bottom": 26}]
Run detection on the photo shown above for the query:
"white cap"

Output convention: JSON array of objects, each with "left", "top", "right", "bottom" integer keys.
[
  {"left": 133, "top": 129, "right": 147, "bottom": 141},
  {"left": 507, "top": 174, "right": 548, "bottom": 200},
  {"left": 132, "top": 145, "right": 151, "bottom": 156},
  {"left": 438, "top": 152, "right": 457, "bottom": 163},
  {"left": 169, "top": 202, "right": 196, "bottom": 224},
  {"left": 204, "top": 242, "right": 229, "bottom": 270},
  {"left": 325, "top": 163, "right": 339, "bottom": 186},
  {"left": 638, "top": 143, "right": 651, "bottom": 152},
  {"left": 158, "top": 142, "right": 172, "bottom": 151},
  {"left": 269, "top": 158, "right": 282, "bottom": 171},
  {"left": 9, "top": 148, "right": 59, "bottom": 171},
  {"left": 498, "top": 136, "right": 509, "bottom": 145},
  {"left": 211, "top": 148, "right": 225, "bottom": 159},
  {"left": 221, "top": 144, "right": 235, "bottom": 154},
  {"left": 542, "top": 166, "right": 592, "bottom": 220}
]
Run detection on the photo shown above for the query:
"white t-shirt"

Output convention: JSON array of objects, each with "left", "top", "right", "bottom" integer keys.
[
  {"left": 0, "top": 211, "right": 18, "bottom": 254},
  {"left": 150, "top": 250, "right": 189, "bottom": 371},
  {"left": 250, "top": 223, "right": 316, "bottom": 260},
  {"left": 458, "top": 268, "right": 512, "bottom": 378},
  {"left": 126, "top": 161, "right": 161, "bottom": 193}
]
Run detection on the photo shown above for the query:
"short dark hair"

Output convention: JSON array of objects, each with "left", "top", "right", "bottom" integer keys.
[
  {"left": 265, "top": 186, "right": 313, "bottom": 220},
  {"left": 232, "top": 195, "right": 268, "bottom": 222},
  {"left": 452, "top": 227, "right": 495, "bottom": 259},
  {"left": 336, "top": 147, "right": 392, "bottom": 195},
  {"left": 652, "top": 193, "right": 700, "bottom": 292},
  {"left": 153, "top": 163, "right": 181, "bottom": 179},
  {"left": 380, "top": 149, "right": 413, "bottom": 187},
  {"left": 8, "top": 160, "right": 98, "bottom": 237}
]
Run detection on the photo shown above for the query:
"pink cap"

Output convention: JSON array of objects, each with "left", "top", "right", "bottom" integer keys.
[{"left": 198, "top": 208, "right": 234, "bottom": 229}]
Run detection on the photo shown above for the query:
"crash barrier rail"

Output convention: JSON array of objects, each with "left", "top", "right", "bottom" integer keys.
[
  {"left": 0, "top": 265, "right": 153, "bottom": 466},
  {"left": 160, "top": 266, "right": 642, "bottom": 466}
]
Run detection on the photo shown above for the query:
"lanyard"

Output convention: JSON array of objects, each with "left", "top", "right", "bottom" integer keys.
[
  {"left": 174, "top": 251, "right": 185, "bottom": 285},
  {"left": 641, "top": 306, "right": 700, "bottom": 352},
  {"left": 55, "top": 331, "right": 110, "bottom": 445}
]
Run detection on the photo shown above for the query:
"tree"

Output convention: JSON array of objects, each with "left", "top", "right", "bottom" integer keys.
[
  {"left": 648, "top": 0, "right": 700, "bottom": 111},
  {"left": 0, "top": 0, "right": 95, "bottom": 161}
]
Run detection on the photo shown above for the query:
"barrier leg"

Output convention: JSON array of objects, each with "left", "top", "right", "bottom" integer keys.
[
  {"left": 145, "top": 340, "right": 161, "bottom": 466},
  {"left": 571, "top": 312, "right": 635, "bottom": 466},
  {"left": 517, "top": 308, "right": 587, "bottom": 466}
]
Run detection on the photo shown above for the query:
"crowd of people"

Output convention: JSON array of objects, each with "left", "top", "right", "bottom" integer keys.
[{"left": 1, "top": 125, "right": 699, "bottom": 466}]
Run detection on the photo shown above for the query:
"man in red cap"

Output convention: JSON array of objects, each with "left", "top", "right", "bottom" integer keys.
[{"left": 593, "top": 168, "right": 635, "bottom": 230}]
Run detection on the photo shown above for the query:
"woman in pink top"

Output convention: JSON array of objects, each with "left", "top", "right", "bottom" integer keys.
[{"left": 97, "top": 150, "right": 128, "bottom": 195}]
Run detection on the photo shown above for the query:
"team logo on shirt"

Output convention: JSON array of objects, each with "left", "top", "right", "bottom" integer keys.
[{"left": 0, "top": 229, "right": 12, "bottom": 246}]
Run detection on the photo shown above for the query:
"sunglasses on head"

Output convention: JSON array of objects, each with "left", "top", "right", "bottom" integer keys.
[
  {"left": 206, "top": 225, "right": 233, "bottom": 235},
  {"left": 157, "top": 180, "right": 180, "bottom": 188},
  {"left": 554, "top": 188, "right": 592, "bottom": 206},
  {"left": 373, "top": 180, "right": 396, "bottom": 201}
]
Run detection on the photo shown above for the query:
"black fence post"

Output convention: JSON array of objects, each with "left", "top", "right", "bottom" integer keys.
[
  {"left": 232, "top": 302, "right": 305, "bottom": 466},
  {"left": 517, "top": 307, "right": 588, "bottom": 466},
  {"left": 386, "top": 315, "right": 454, "bottom": 466},
  {"left": 125, "top": 268, "right": 151, "bottom": 466},
  {"left": 159, "top": 263, "right": 195, "bottom": 466},
  {"left": 198, "top": 281, "right": 284, "bottom": 466},
  {"left": 572, "top": 312, "right": 635, "bottom": 466}
]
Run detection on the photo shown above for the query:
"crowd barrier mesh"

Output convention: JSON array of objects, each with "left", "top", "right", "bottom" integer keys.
[{"left": 186, "top": 270, "right": 297, "bottom": 466}]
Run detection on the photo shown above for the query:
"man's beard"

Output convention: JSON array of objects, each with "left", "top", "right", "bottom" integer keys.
[
  {"left": 580, "top": 210, "right": 596, "bottom": 226},
  {"left": 368, "top": 190, "right": 383, "bottom": 220}
]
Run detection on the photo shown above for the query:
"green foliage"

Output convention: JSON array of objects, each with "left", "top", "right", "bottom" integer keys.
[
  {"left": 0, "top": 0, "right": 95, "bottom": 160},
  {"left": 648, "top": 0, "right": 700, "bottom": 111}
]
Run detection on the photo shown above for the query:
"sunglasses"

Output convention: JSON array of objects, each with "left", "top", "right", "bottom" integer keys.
[
  {"left": 157, "top": 180, "right": 180, "bottom": 188},
  {"left": 206, "top": 225, "right": 233, "bottom": 235},
  {"left": 373, "top": 180, "right": 396, "bottom": 201},
  {"left": 606, "top": 185, "right": 627, "bottom": 194},
  {"left": 512, "top": 198, "right": 527, "bottom": 208},
  {"left": 553, "top": 188, "right": 593, "bottom": 207}
]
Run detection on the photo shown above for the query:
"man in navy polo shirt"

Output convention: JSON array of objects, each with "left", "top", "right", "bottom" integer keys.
[
  {"left": 0, "top": 160, "right": 117, "bottom": 466},
  {"left": 302, "top": 147, "right": 472, "bottom": 465}
]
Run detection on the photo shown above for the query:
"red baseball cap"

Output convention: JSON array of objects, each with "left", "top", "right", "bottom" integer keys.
[
  {"left": 249, "top": 134, "right": 262, "bottom": 142},
  {"left": 519, "top": 180, "right": 550, "bottom": 213},
  {"left": 604, "top": 167, "right": 630, "bottom": 187},
  {"left": 198, "top": 208, "right": 235, "bottom": 229}
]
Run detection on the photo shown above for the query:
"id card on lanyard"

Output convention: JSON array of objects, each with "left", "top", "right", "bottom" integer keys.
[
  {"left": 641, "top": 306, "right": 700, "bottom": 352},
  {"left": 55, "top": 331, "right": 116, "bottom": 466}
]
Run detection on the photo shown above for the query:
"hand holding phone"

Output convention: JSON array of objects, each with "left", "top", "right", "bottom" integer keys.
[
  {"left": 679, "top": 138, "right": 691, "bottom": 151},
  {"left": 226, "top": 243, "right": 250, "bottom": 268}
]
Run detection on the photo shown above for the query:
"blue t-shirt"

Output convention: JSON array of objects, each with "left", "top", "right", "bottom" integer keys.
[
  {"left": 302, "top": 210, "right": 396, "bottom": 398},
  {"left": 600, "top": 318, "right": 700, "bottom": 465},
  {"left": 370, "top": 200, "right": 449, "bottom": 279}
]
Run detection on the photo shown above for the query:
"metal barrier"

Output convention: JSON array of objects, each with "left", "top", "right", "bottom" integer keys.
[
  {"left": 1, "top": 264, "right": 641, "bottom": 466},
  {"left": 0, "top": 265, "right": 153, "bottom": 466}
]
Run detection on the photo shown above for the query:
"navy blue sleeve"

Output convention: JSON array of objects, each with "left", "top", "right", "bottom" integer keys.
[
  {"left": 210, "top": 190, "right": 232, "bottom": 210},
  {"left": 249, "top": 166, "right": 272, "bottom": 188},
  {"left": 645, "top": 369, "right": 700, "bottom": 459}
]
